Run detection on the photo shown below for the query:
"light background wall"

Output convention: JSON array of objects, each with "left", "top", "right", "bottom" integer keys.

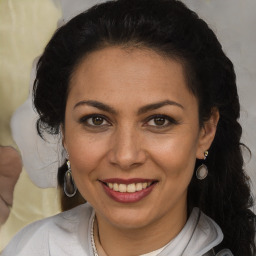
[
  {"left": 183, "top": 0, "right": 256, "bottom": 200},
  {"left": 0, "top": 0, "right": 61, "bottom": 249},
  {"left": 0, "top": 0, "right": 255, "bottom": 250}
]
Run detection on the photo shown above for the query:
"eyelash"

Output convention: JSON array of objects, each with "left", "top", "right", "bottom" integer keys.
[
  {"left": 144, "top": 114, "right": 179, "bottom": 128},
  {"left": 79, "top": 114, "right": 111, "bottom": 127},
  {"left": 79, "top": 114, "right": 179, "bottom": 129}
]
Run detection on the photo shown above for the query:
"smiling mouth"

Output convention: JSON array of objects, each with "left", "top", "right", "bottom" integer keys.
[
  {"left": 104, "top": 181, "right": 155, "bottom": 193},
  {"left": 99, "top": 179, "right": 158, "bottom": 203}
]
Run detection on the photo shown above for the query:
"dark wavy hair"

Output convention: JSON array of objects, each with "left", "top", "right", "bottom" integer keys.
[{"left": 33, "top": 0, "right": 255, "bottom": 254}]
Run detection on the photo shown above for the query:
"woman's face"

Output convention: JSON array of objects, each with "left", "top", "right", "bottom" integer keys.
[{"left": 63, "top": 47, "right": 215, "bottom": 230}]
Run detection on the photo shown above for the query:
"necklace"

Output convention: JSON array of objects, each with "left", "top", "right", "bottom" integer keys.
[{"left": 91, "top": 215, "right": 99, "bottom": 256}]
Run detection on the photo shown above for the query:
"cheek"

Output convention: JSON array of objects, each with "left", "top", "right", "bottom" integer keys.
[
  {"left": 146, "top": 132, "right": 198, "bottom": 178},
  {"left": 65, "top": 132, "right": 109, "bottom": 179},
  {"left": 65, "top": 134, "right": 110, "bottom": 201}
]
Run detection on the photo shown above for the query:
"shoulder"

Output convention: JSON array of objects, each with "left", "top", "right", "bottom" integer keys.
[
  {"left": 1, "top": 203, "right": 93, "bottom": 256},
  {"left": 191, "top": 209, "right": 234, "bottom": 256},
  {"left": 182, "top": 208, "right": 224, "bottom": 256},
  {"left": 203, "top": 248, "right": 233, "bottom": 256},
  {"left": 215, "top": 249, "right": 233, "bottom": 256}
]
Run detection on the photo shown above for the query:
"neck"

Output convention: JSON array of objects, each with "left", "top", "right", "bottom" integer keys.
[{"left": 95, "top": 202, "right": 187, "bottom": 256}]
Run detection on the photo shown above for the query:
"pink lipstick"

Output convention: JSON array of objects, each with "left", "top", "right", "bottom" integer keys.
[{"left": 100, "top": 178, "right": 157, "bottom": 203}]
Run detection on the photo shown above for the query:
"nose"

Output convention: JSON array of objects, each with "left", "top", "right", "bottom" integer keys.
[{"left": 107, "top": 126, "right": 147, "bottom": 170}]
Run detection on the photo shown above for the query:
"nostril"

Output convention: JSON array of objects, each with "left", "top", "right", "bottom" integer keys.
[{"left": 107, "top": 147, "right": 147, "bottom": 170}]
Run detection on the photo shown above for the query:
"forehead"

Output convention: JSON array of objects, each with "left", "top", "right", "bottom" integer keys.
[{"left": 68, "top": 46, "right": 196, "bottom": 110}]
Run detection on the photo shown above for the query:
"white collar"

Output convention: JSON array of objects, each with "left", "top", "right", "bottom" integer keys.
[{"left": 88, "top": 207, "right": 223, "bottom": 256}]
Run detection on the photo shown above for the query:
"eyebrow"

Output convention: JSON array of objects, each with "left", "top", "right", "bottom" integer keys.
[
  {"left": 73, "top": 99, "right": 183, "bottom": 115},
  {"left": 73, "top": 100, "right": 117, "bottom": 114},
  {"left": 137, "top": 100, "right": 184, "bottom": 115}
]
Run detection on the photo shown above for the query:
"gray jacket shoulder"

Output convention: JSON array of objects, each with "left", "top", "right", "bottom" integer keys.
[
  {"left": 204, "top": 249, "right": 233, "bottom": 256},
  {"left": 215, "top": 249, "right": 233, "bottom": 256}
]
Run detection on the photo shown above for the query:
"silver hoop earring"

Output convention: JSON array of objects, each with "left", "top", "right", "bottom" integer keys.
[
  {"left": 196, "top": 151, "right": 209, "bottom": 180},
  {"left": 64, "top": 160, "right": 77, "bottom": 197}
]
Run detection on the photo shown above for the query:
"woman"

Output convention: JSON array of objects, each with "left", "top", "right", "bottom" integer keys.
[{"left": 2, "top": 0, "right": 255, "bottom": 255}]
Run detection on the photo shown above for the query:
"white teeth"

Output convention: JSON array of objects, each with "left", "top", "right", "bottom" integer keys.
[
  {"left": 127, "top": 183, "right": 136, "bottom": 193},
  {"left": 113, "top": 183, "right": 119, "bottom": 191},
  {"left": 119, "top": 184, "right": 127, "bottom": 192},
  {"left": 106, "top": 182, "right": 153, "bottom": 193},
  {"left": 136, "top": 183, "right": 143, "bottom": 191},
  {"left": 142, "top": 182, "right": 148, "bottom": 189}
]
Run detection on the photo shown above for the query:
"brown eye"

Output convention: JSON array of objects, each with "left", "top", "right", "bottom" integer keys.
[
  {"left": 148, "top": 117, "right": 168, "bottom": 126},
  {"left": 80, "top": 115, "right": 110, "bottom": 127},
  {"left": 145, "top": 114, "right": 178, "bottom": 129},
  {"left": 92, "top": 116, "right": 104, "bottom": 125},
  {"left": 153, "top": 117, "right": 166, "bottom": 126}
]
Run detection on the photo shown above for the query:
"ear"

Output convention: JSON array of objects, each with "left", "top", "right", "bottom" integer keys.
[{"left": 196, "top": 108, "right": 219, "bottom": 159}]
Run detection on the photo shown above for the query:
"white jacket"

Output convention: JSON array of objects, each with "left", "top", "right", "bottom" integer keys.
[{"left": 1, "top": 203, "right": 232, "bottom": 256}]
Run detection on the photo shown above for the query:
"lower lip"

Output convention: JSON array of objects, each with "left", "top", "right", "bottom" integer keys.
[{"left": 102, "top": 183, "right": 157, "bottom": 203}]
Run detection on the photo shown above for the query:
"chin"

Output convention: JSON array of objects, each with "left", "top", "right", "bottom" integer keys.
[{"left": 100, "top": 206, "right": 158, "bottom": 230}]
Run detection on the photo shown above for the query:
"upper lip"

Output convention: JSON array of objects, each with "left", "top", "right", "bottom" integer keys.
[{"left": 100, "top": 178, "right": 157, "bottom": 184}]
